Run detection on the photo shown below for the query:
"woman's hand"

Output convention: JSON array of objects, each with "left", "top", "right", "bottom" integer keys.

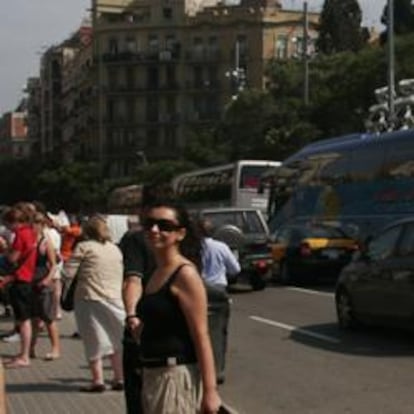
[
  {"left": 126, "top": 316, "right": 142, "bottom": 342},
  {"left": 201, "top": 387, "right": 222, "bottom": 414}
]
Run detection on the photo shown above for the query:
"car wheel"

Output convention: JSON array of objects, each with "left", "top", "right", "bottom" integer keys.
[
  {"left": 336, "top": 288, "right": 357, "bottom": 330},
  {"left": 280, "top": 261, "right": 292, "bottom": 284},
  {"left": 249, "top": 274, "right": 266, "bottom": 291}
]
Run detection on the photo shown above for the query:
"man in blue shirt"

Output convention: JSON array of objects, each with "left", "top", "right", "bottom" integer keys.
[{"left": 199, "top": 218, "right": 240, "bottom": 384}]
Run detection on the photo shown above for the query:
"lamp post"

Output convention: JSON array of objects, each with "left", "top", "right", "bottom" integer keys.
[
  {"left": 387, "top": 0, "right": 395, "bottom": 123},
  {"left": 303, "top": 1, "right": 309, "bottom": 106}
]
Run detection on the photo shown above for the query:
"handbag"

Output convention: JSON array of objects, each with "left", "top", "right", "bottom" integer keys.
[{"left": 60, "top": 275, "right": 78, "bottom": 312}]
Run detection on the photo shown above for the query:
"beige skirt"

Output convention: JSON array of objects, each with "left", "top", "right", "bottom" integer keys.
[
  {"left": 142, "top": 364, "right": 201, "bottom": 414},
  {"left": 75, "top": 299, "right": 125, "bottom": 361}
]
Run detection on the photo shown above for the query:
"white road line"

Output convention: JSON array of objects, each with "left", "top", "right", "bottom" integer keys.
[
  {"left": 250, "top": 315, "right": 341, "bottom": 344},
  {"left": 285, "top": 287, "right": 334, "bottom": 298}
]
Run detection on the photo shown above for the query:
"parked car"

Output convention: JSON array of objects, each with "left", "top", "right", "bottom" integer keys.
[
  {"left": 197, "top": 208, "right": 273, "bottom": 290},
  {"left": 335, "top": 217, "right": 414, "bottom": 330},
  {"left": 271, "top": 222, "right": 358, "bottom": 284}
]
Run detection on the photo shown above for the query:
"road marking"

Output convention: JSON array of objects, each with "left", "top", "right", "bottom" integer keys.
[
  {"left": 250, "top": 315, "right": 341, "bottom": 344},
  {"left": 285, "top": 287, "right": 334, "bottom": 298}
]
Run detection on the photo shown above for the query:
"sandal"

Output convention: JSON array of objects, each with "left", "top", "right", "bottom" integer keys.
[
  {"left": 44, "top": 353, "right": 60, "bottom": 361},
  {"left": 79, "top": 383, "right": 106, "bottom": 393},
  {"left": 110, "top": 381, "right": 124, "bottom": 391},
  {"left": 5, "top": 357, "right": 30, "bottom": 369}
]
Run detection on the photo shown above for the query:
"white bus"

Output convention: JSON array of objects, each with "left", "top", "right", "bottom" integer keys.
[{"left": 171, "top": 160, "right": 281, "bottom": 213}]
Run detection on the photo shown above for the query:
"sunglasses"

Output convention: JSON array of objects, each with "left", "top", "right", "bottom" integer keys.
[{"left": 142, "top": 218, "right": 182, "bottom": 232}]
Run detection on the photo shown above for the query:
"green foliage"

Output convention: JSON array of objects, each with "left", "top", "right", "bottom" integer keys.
[
  {"left": 183, "top": 127, "right": 229, "bottom": 166},
  {"left": 135, "top": 160, "right": 197, "bottom": 184},
  {"left": 216, "top": 89, "right": 278, "bottom": 160},
  {"left": 35, "top": 162, "right": 106, "bottom": 212},
  {"left": 317, "top": 0, "right": 365, "bottom": 54},
  {"left": 381, "top": 0, "right": 414, "bottom": 35}
]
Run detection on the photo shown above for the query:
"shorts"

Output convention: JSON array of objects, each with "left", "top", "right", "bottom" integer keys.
[
  {"left": 141, "top": 364, "right": 200, "bottom": 414},
  {"left": 9, "top": 282, "right": 34, "bottom": 322},
  {"left": 32, "top": 286, "right": 54, "bottom": 323}
]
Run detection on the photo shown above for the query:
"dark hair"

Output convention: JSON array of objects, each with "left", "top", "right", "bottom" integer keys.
[{"left": 146, "top": 200, "right": 202, "bottom": 272}]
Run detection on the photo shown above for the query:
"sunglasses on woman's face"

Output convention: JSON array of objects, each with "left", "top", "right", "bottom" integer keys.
[{"left": 142, "top": 218, "right": 182, "bottom": 232}]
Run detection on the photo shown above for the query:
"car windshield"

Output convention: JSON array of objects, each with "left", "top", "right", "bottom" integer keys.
[{"left": 203, "top": 211, "right": 265, "bottom": 234}]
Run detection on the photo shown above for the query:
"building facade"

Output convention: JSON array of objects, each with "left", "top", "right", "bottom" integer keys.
[
  {"left": 0, "top": 111, "right": 30, "bottom": 161},
  {"left": 90, "top": 0, "right": 319, "bottom": 177}
]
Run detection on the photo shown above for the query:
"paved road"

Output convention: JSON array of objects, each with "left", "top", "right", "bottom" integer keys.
[{"left": 221, "top": 283, "right": 414, "bottom": 414}]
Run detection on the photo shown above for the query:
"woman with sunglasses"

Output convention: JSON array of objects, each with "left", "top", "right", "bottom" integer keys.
[{"left": 136, "top": 201, "right": 222, "bottom": 414}]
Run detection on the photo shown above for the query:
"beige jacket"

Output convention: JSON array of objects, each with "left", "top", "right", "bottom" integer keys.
[{"left": 64, "top": 240, "right": 124, "bottom": 305}]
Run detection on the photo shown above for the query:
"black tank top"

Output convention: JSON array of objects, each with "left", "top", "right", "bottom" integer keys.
[{"left": 137, "top": 265, "right": 197, "bottom": 362}]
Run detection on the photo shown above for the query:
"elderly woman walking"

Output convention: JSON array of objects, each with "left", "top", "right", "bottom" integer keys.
[{"left": 64, "top": 215, "right": 125, "bottom": 392}]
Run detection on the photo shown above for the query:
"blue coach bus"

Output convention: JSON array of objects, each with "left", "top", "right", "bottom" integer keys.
[{"left": 267, "top": 129, "right": 414, "bottom": 239}]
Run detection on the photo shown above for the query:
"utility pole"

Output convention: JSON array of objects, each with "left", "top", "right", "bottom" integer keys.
[
  {"left": 303, "top": 1, "right": 309, "bottom": 106},
  {"left": 388, "top": 0, "right": 395, "bottom": 123}
]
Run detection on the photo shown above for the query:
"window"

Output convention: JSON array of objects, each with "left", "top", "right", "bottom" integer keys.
[
  {"left": 125, "top": 37, "right": 137, "bottom": 53},
  {"left": 147, "top": 67, "right": 159, "bottom": 89},
  {"left": 193, "top": 37, "right": 204, "bottom": 59},
  {"left": 318, "top": 151, "right": 351, "bottom": 185},
  {"left": 368, "top": 225, "right": 402, "bottom": 260},
  {"left": 163, "top": 7, "right": 173, "bottom": 19},
  {"left": 349, "top": 143, "right": 385, "bottom": 182},
  {"left": 166, "top": 65, "right": 176, "bottom": 86},
  {"left": 165, "top": 126, "right": 176, "bottom": 148},
  {"left": 193, "top": 66, "right": 203, "bottom": 87},
  {"left": 108, "top": 37, "right": 119, "bottom": 54},
  {"left": 275, "top": 35, "right": 288, "bottom": 59}
]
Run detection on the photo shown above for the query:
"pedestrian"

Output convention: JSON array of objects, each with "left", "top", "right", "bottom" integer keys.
[
  {"left": 30, "top": 212, "right": 61, "bottom": 361},
  {"left": 64, "top": 215, "right": 125, "bottom": 392},
  {"left": 198, "top": 218, "right": 241, "bottom": 384},
  {"left": 1, "top": 206, "right": 37, "bottom": 368},
  {"left": 137, "top": 200, "right": 222, "bottom": 413},
  {"left": 119, "top": 217, "right": 155, "bottom": 414}
]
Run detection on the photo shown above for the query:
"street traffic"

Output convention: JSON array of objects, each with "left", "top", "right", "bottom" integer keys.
[{"left": 222, "top": 282, "right": 414, "bottom": 414}]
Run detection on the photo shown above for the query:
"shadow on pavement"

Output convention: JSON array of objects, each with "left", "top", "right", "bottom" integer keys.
[{"left": 290, "top": 322, "right": 414, "bottom": 357}]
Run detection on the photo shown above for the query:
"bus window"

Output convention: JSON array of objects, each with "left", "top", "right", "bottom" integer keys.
[
  {"left": 318, "top": 151, "right": 351, "bottom": 185},
  {"left": 384, "top": 137, "right": 414, "bottom": 179},
  {"left": 349, "top": 143, "right": 386, "bottom": 182}
]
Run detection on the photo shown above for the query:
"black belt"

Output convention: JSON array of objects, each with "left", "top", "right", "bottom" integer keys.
[{"left": 140, "top": 355, "right": 196, "bottom": 368}]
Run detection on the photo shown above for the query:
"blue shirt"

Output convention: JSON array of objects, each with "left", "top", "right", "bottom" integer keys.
[{"left": 201, "top": 237, "right": 241, "bottom": 287}]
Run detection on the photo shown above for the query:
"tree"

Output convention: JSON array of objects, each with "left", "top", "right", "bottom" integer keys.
[
  {"left": 216, "top": 89, "right": 279, "bottom": 160},
  {"left": 317, "top": 0, "right": 365, "bottom": 54},
  {"left": 380, "top": 0, "right": 414, "bottom": 44}
]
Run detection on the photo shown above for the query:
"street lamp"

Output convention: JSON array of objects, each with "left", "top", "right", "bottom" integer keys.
[{"left": 225, "top": 40, "right": 247, "bottom": 101}]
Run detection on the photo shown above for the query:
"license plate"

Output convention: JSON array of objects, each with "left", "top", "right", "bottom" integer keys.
[{"left": 322, "top": 249, "right": 339, "bottom": 259}]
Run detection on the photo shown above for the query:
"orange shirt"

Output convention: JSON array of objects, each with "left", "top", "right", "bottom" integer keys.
[{"left": 60, "top": 225, "right": 82, "bottom": 262}]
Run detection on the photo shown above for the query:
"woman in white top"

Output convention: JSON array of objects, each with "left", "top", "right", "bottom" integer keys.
[{"left": 64, "top": 215, "right": 125, "bottom": 392}]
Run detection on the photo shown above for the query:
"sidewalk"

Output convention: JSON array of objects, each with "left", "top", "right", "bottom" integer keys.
[
  {"left": 0, "top": 311, "right": 239, "bottom": 414},
  {"left": 1, "top": 312, "right": 125, "bottom": 414}
]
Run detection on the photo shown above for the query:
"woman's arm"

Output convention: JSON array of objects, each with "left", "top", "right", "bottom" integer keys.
[
  {"left": 40, "top": 236, "right": 57, "bottom": 286},
  {"left": 172, "top": 264, "right": 221, "bottom": 413},
  {"left": 63, "top": 244, "right": 83, "bottom": 281}
]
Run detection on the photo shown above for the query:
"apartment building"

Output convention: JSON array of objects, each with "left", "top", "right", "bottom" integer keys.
[
  {"left": 0, "top": 111, "right": 30, "bottom": 161},
  {"left": 88, "top": 0, "right": 319, "bottom": 177},
  {"left": 61, "top": 19, "right": 94, "bottom": 163},
  {"left": 24, "top": 77, "right": 42, "bottom": 157}
]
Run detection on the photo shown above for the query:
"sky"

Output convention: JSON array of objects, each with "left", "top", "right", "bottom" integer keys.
[{"left": 0, "top": 0, "right": 386, "bottom": 114}]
